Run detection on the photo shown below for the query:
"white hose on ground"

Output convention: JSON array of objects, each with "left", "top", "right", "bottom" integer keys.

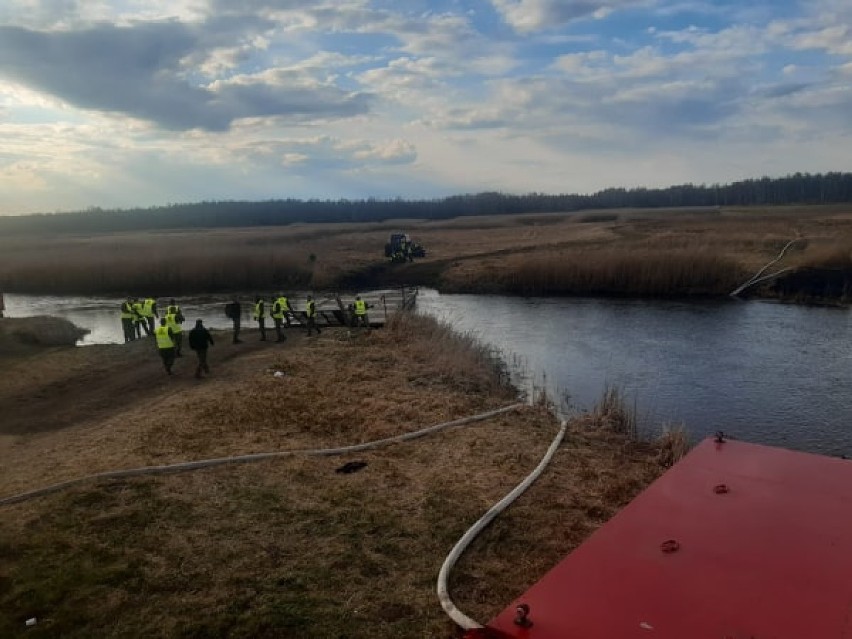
[
  {"left": 437, "top": 419, "right": 568, "bottom": 630},
  {"left": 0, "top": 403, "right": 524, "bottom": 507}
]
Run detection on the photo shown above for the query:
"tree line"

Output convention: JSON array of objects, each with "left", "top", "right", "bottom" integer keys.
[{"left": 3, "top": 171, "right": 852, "bottom": 235}]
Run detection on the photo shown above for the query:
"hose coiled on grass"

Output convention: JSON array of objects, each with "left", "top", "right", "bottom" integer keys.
[{"left": 437, "top": 419, "right": 568, "bottom": 630}]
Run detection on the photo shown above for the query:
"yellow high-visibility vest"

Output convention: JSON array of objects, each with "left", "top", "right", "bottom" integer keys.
[
  {"left": 141, "top": 298, "right": 156, "bottom": 317},
  {"left": 253, "top": 301, "right": 265, "bottom": 320},
  {"left": 306, "top": 300, "right": 316, "bottom": 317},
  {"left": 132, "top": 302, "right": 144, "bottom": 321},
  {"left": 354, "top": 299, "right": 366, "bottom": 315},
  {"left": 272, "top": 297, "right": 288, "bottom": 319},
  {"left": 120, "top": 302, "right": 133, "bottom": 320},
  {"left": 155, "top": 325, "right": 174, "bottom": 349},
  {"left": 165, "top": 313, "right": 182, "bottom": 334}
]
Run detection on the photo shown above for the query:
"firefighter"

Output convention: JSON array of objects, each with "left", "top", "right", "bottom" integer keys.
[
  {"left": 305, "top": 295, "right": 321, "bottom": 336},
  {"left": 165, "top": 305, "right": 184, "bottom": 357},
  {"left": 154, "top": 317, "right": 176, "bottom": 375},
  {"left": 272, "top": 293, "right": 291, "bottom": 342},
  {"left": 141, "top": 296, "right": 158, "bottom": 335},
  {"left": 224, "top": 298, "right": 242, "bottom": 344},
  {"left": 353, "top": 295, "right": 370, "bottom": 328},
  {"left": 132, "top": 297, "right": 148, "bottom": 338},
  {"left": 253, "top": 295, "right": 267, "bottom": 341},
  {"left": 120, "top": 297, "right": 135, "bottom": 342}
]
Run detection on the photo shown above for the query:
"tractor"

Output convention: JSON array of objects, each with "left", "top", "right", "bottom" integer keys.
[{"left": 384, "top": 232, "right": 425, "bottom": 263}]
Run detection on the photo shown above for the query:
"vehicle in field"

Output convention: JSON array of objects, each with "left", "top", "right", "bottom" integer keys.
[{"left": 384, "top": 232, "right": 426, "bottom": 263}]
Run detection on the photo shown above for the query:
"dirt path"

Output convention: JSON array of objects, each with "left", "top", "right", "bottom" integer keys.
[{"left": 0, "top": 329, "right": 291, "bottom": 436}]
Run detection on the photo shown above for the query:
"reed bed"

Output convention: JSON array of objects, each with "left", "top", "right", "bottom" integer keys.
[{"left": 449, "top": 249, "right": 748, "bottom": 297}]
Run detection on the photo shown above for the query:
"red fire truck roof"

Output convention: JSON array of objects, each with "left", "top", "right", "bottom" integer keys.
[{"left": 475, "top": 437, "right": 852, "bottom": 639}]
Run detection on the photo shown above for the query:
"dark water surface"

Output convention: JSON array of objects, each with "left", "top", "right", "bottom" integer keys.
[
  {"left": 415, "top": 290, "right": 852, "bottom": 456},
  {"left": 5, "top": 291, "right": 852, "bottom": 456}
]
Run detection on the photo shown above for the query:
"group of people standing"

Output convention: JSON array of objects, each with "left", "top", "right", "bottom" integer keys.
[{"left": 122, "top": 293, "right": 372, "bottom": 379}]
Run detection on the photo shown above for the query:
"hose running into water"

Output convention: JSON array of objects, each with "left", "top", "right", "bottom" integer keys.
[
  {"left": 437, "top": 419, "right": 568, "bottom": 630},
  {"left": 0, "top": 403, "right": 524, "bottom": 507}
]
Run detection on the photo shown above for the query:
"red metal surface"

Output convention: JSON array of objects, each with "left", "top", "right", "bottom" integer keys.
[{"left": 473, "top": 438, "right": 852, "bottom": 638}]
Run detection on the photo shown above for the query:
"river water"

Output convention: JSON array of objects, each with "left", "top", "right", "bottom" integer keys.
[{"left": 4, "top": 291, "right": 852, "bottom": 456}]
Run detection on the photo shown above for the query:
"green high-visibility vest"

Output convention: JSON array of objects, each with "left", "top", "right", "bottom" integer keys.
[
  {"left": 354, "top": 299, "right": 366, "bottom": 315},
  {"left": 120, "top": 302, "right": 133, "bottom": 320},
  {"left": 155, "top": 325, "right": 174, "bottom": 349},
  {"left": 253, "top": 301, "right": 265, "bottom": 320},
  {"left": 306, "top": 300, "right": 316, "bottom": 317}
]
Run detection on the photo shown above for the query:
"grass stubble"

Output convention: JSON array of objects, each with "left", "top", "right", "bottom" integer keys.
[{"left": 0, "top": 313, "right": 688, "bottom": 638}]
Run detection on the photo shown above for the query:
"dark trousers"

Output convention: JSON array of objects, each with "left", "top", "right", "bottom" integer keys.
[
  {"left": 139, "top": 319, "right": 152, "bottom": 337},
  {"left": 306, "top": 316, "right": 321, "bottom": 336},
  {"left": 232, "top": 317, "right": 241, "bottom": 343},
  {"left": 158, "top": 347, "right": 175, "bottom": 374},
  {"left": 355, "top": 313, "right": 369, "bottom": 328},
  {"left": 274, "top": 318, "right": 286, "bottom": 341},
  {"left": 257, "top": 318, "right": 266, "bottom": 340},
  {"left": 147, "top": 317, "right": 156, "bottom": 335},
  {"left": 121, "top": 318, "right": 135, "bottom": 342},
  {"left": 173, "top": 332, "right": 183, "bottom": 356},
  {"left": 194, "top": 348, "right": 210, "bottom": 378}
]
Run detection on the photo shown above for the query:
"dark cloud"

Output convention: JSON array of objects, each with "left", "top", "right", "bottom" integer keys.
[{"left": 0, "top": 22, "right": 370, "bottom": 131}]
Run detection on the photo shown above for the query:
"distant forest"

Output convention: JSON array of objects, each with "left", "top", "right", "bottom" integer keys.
[{"left": 3, "top": 171, "right": 852, "bottom": 235}]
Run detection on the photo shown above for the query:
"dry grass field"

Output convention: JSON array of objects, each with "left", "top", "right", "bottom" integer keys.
[
  {"left": 0, "top": 313, "right": 683, "bottom": 638},
  {"left": 3, "top": 204, "right": 852, "bottom": 297}
]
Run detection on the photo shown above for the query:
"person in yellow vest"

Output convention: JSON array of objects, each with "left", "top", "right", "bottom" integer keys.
[
  {"left": 120, "top": 297, "right": 135, "bottom": 342},
  {"left": 131, "top": 297, "right": 148, "bottom": 338},
  {"left": 164, "top": 306, "right": 184, "bottom": 357},
  {"left": 271, "top": 293, "right": 292, "bottom": 342},
  {"left": 353, "top": 295, "right": 370, "bottom": 328},
  {"left": 305, "top": 295, "right": 321, "bottom": 336},
  {"left": 253, "top": 295, "right": 267, "bottom": 341},
  {"left": 141, "top": 297, "right": 158, "bottom": 335},
  {"left": 154, "top": 317, "right": 176, "bottom": 375}
]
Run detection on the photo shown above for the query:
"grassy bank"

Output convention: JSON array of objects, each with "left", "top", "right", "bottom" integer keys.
[{"left": 0, "top": 313, "right": 685, "bottom": 638}]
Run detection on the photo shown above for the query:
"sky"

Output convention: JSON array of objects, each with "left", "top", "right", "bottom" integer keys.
[{"left": 0, "top": 0, "right": 850, "bottom": 215}]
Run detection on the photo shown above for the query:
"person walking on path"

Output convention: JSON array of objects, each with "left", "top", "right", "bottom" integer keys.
[
  {"left": 305, "top": 295, "right": 321, "bottom": 336},
  {"left": 188, "top": 319, "right": 215, "bottom": 378},
  {"left": 165, "top": 306, "right": 184, "bottom": 357},
  {"left": 154, "top": 317, "right": 176, "bottom": 375},
  {"left": 120, "top": 297, "right": 136, "bottom": 342},
  {"left": 353, "top": 295, "right": 370, "bottom": 328},
  {"left": 272, "top": 293, "right": 292, "bottom": 342},
  {"left": 225, "top": 299, "right": 242, "bottom": 343},
  {"left": 253, "top": 296, "right": 267, "bottom": 341}
]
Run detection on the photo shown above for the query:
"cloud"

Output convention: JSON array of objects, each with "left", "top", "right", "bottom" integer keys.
[
  {"left": 0, "top": 22, "right": 370, "bottom": 131},
  {"left": 490, "top": 0, "right": 648, "bottom": 32}
]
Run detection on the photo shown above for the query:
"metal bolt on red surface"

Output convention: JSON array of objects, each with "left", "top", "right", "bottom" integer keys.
[
  {"left": 660, "top": 539, "right": 680, "bottom": 553},
  {"left": 714, "top": 484, "right": 730, "bottom": 494}
]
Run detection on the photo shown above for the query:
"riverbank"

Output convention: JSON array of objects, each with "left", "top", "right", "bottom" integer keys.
[
  {"left": 2, "top": 205, "right": 852, "bottom": 303},
  {"left": 0, "top": 314, "right": 682, "bottom": 638}
]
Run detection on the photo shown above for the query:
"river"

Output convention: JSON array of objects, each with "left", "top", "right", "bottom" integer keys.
[{"left": 4, "top": 291, "right": 851, "bottom": 456}]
